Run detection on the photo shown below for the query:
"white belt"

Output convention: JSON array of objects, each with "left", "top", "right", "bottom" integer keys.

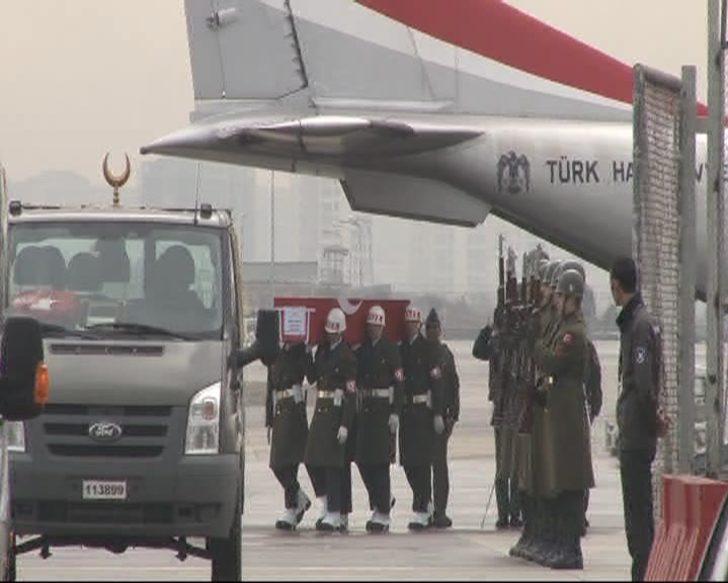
[
  {"left": 317, "top": 389, "right": 343, "bottom": 407},
  {"left": 409, "top": 392, "right": 431, "bottom": 407},
  {"left": 275, "top": 388, "right": 297, "bottom": 400},
  {"left": 361, "top": 388, "right": 391, "bottom": 399}
]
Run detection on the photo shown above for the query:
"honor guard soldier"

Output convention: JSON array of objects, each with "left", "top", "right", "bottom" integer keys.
[
  {"left": 524, "top": 259, "right": 562, "bottom": 564},
  {"left": 509, "top": 259, "right": 548, "bottom": 559},
  {"left": 265, "top": 341, "right": 314, "bottom": 530},
  {"left": 304, "top": 308, "right": 358, "bottom": 532},
  {"left": 355, "top": 305, "right": 404, "bottom": 533},
  {"left": 534, "top": 270, "right": 595, "bottom": 570},
  {"left": 425, "top": 309, "right": 460, "bottom": 529},
  {"left": 400, "top": 305, "right": 445, "bottom": 530}
]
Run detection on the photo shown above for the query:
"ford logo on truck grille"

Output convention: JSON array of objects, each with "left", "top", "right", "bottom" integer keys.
[{"left": 88, "top": 422, "right": 123, "bottom": 443}]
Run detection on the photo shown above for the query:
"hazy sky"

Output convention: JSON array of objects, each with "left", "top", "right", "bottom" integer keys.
[{"left": 0, "top": 0, "right": 710, "bottom": 184}]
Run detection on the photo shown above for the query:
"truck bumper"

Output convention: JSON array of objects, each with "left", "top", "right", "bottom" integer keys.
[{"left": 11, "top": 454, "right": 240, "bottom": 539}]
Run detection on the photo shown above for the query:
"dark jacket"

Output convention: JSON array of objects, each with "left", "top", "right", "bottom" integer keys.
[
  {"left": 616, "top": 294, "right": 660, "bottom": 455},
  {"left": 266, "top": 343, "right": 312, "bottom": 469},
  {"left": 399, "top": 334, "right": 444, "bottom": 466},
  {"left": 304, "top": 340, "right": 357, "bottom": 468},
  {"left": 440, "top": 343, "right": 460, "bottom": 422},
  {"left": 355, "top": 337, "right": 404, "bottom": 465}
]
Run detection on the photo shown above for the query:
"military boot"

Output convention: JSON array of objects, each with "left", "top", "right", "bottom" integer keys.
[
  {"left": 495, "top": 478, "right": 510, "bottom": 529},
  {"left": 520, "top": 499, "right": 541, "bottom": 562},
  {"left": 275, "top": 508, "right": 298, "bottom": 531},
  {"left": 366, "top": 511, "right": 390, "bottom": 533},
  {"left": 543, "top": 514, "right": 567, "bottom": 568},
  {"left": 294, "top": 490, "right": 311, "bottom": 526},
  {"left": 317, "top": 511, "right": 341, "bottom": 532},
  {"left": 314, "top": 495, "right": 327, "bottom": 529},
  {"left": 549, "top": 494, "right": 584, "bottom": 570},
  {"left": 509, "top": 496, "right": 530, "bottom": 558},
  {"left": 534, "top": 500, "right": 556, "bottom": 566}
]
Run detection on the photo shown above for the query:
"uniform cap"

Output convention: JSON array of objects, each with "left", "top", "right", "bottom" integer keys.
[
  {"left": 556, "top": 269, "right": 585, "bottom": 298},
  {"left": 556, "top": 260, "right": 586, "bottom": 284},
  {"left": 325, "top": 307, "right": 347, "bottom": 333},
  {"left": 367, "top": 305, "right": 386, "bottom": 327},
  {"left": 404, "top": 305, "right": 423, "bottom": 323}
]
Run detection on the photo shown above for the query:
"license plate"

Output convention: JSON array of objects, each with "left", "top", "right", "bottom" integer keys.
[{"left": 82, "top": 480, "right": 127, "bottom": 501}]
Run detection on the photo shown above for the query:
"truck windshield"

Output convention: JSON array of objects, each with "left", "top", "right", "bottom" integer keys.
[{"left": 7, "top": 222, "right": 225, "bottom": 340}]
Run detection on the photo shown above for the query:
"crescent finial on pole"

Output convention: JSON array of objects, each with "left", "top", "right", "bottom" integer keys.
[{"left": 102, "top": 152, "right": 131, "bottom": 207}]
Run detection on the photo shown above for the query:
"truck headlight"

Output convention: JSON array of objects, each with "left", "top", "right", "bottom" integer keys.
[
  {"left": 6, "top": 421, "right": 26, "bottom": 453},
  {"left": 185, "top": 382, "right": 221, "bottom": 455}
]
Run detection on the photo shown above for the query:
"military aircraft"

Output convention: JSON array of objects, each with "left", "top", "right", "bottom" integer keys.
[{"left": 141, "top": 0, "right": 712, "bottom": 291}]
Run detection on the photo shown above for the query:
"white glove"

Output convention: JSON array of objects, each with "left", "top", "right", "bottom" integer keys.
[
  {"left": 292, "top": 384, "right": 304, "bottom": 404},
  {"left": 337, "top": 426, "right": 349, "bottom": 445},
  {"left": 434, "top": 415, "right": 445, "bottom": 435},
  {"left": 388, "top": 414, "right": 399, "bottom": 434}
]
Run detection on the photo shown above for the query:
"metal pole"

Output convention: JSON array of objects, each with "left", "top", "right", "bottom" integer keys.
[
  {"left": 678, "top": 66, "right": 697, "bottom": 474},
  {"left": 706, "top": 0, "right": 725, "bottom": 477},
  {"left": 270, "top": 171, "right": 275, "bottom": 306}
]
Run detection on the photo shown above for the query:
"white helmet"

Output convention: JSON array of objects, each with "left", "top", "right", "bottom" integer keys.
[
  {"left": 325, "top": 307, "right": 347, "bottom": 334},
  {"left": 404, "top": 305, "right": 422, "bottom": 323},
  {"left": 367, "top": 305, "right": 386, "bottom": 327}
]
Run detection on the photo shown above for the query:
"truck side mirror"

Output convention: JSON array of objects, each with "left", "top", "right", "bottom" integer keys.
[
  {"left": 231, "top": 310, "right": 280, "bottom": 369},
  {"left": 0, "top": 317, "right": 50, "bottom": 421}
]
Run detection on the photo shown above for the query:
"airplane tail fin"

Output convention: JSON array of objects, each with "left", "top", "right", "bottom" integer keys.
[
  {"left": 184, "top": 1, "right": 310, "bottom": 104},
  {"left": 184, "top": 0, "right": 646, "bottom": 121}
]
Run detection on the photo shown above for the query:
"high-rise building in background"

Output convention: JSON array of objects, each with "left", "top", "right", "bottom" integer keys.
[{"left": 137, "top": 157, "right": 615, "bottom": 316}]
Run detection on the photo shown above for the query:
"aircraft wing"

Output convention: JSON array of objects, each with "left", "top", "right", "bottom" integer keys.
[{"left": 142, "top": 111, "right": 489, "bottom": 227}]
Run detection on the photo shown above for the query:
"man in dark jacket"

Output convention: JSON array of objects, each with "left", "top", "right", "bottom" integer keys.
[
  {"left": 400, "top": 305, "right": 445, "bottom": 530},
  {"left": 355, "top": 305, "right": 404, "bottom": 533},
  {"left": 425, "top": 308, "right": 460, "bottom": 528},
  {"left": 265, "top": 341, "right": 314, "bottom": 530},
  {"left": 610, "top": 257, "right": 661, "bottom": 581},
  {"left": 304, "top": 308, "right": 357, "bottom": 533}
]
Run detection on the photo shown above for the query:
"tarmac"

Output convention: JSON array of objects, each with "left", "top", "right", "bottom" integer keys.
[{"left": 17, "top": 340, "right": 633, "bottom": 581}]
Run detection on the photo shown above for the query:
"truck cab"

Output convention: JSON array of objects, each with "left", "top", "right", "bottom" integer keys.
[{"left": 5, "top": 201, "right": 250, "bottom": 580}]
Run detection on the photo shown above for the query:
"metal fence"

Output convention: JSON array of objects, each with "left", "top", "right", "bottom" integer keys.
[{"left": 633, "top": 65, "right": 697, "bottom": 513}]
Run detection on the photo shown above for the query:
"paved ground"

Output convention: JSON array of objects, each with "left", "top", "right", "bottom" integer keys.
[{"left": 17, "top": 340, "right": 633, "bottom": 581}]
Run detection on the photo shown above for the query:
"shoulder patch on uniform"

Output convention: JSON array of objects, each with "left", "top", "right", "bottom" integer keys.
[
  {"left": 394, "top": 368, "right": 404, "bottom": 382},
  {"left": 562, "top": 333, "right": 574, "bottom": 345},
  {"left": 430, "top": 367, "right": 442, "bottom": 380},
  {"left": 346, "top": 380, "right": 357, "bottom": 394},
  {"left": 635, "top": 347, "right": 648, "bottom": 365}
]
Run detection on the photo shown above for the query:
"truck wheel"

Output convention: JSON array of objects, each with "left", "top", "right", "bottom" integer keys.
[{"left": 210, "top": 502, "right": 242, "bottom": 582}]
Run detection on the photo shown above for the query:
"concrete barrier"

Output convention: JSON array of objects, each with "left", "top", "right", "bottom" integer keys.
[{"left": 645, "top": 475, "right": 728, "bottom": 580}]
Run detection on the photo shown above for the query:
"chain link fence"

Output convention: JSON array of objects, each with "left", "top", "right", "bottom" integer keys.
[{"left": 633, "top": 65, "right": 696, "bottom": 515}]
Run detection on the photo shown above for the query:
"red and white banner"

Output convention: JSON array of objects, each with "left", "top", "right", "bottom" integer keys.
[{"left": 274, "top": 297, "right": 410, "bottom": 346}]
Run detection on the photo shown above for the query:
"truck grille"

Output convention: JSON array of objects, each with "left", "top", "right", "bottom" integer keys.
[{"left": 39, "top": 404, "right": 173, "bottom": 459}]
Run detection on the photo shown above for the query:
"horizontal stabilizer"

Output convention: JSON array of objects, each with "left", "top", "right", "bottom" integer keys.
[{"left": 341, "top": 170, "right": 489, "bottom": 227}]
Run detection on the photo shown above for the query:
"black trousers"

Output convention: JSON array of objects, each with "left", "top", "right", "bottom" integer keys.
[
  {"left": 495, "top": 478, "right": 520, "bottom": 522},
  {"left": 404, "top": 465, "right": 432, "bottom": 512},
  {"left": 272, "top": 465, "right": 302, "bottom": 509},
  {"left": 307, "top": 465, "right": 352, "bottom": 514},
  {"left": 358, "top": 463, "right": 391, "bottom": 514},
  {"left": 619, "top": 450, "right": 655, "bottom": 582},
  {"left": 306, "top": 463, "right": 327, "bottom": 498},
  {"left": 432, "top": 430, "right": 450, "bottom": 516}
]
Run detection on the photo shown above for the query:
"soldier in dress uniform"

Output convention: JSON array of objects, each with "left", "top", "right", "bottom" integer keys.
[
  {"left": 304, "top": 308, "right": 358, "bottom": 532},
  {"left": 355, "top": 305, "right": 404, "bottom": 533},
  {"left": 534, "top": 270, "right": 595, "bottom": 570},
  {"left": 265, "top": 341, "right": 314, "bottom": 530},
  {"left": 509, "top": 259, "right": 549, "bottom": 558},
  {"left": 425, "top": 308, "right": 460, "bottom": 529},
  {"left": 524, "top": 259, "right": 562, "bottom": 564},
  {"left": 400, "top": 305, "right": 446, "bottom": 530}
]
